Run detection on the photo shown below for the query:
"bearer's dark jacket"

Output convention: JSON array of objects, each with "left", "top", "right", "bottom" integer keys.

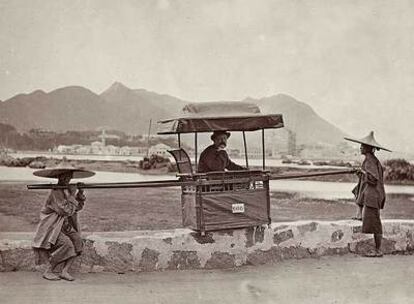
[
  {"left": 353, "top": 153, "right": 386, "bottom": 210},
  {"left": 198, "top": 144, "right": 244, "bottom": 173}
]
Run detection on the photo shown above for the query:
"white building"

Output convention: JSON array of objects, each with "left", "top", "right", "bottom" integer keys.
[{"left": 148, "top": 143, "right": 171, "bottom": 157}]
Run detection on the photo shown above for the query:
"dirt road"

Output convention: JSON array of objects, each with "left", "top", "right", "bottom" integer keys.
[{"left": 1, "top": 255, "right": 413, "bottom": 304}]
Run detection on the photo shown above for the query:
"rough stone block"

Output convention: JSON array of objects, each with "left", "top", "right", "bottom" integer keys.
[
  {"left": 273, "top": 229, "right": 294, "bottom": 245},
  {"left": 102, "top": 241, "right": 134, "bottom": 273},
  {"left": 79, "top": 240, "right": 105, "bottom": 272},
  {"left": 384, "top": 223, "right": 403, "bottom": 235},
  {"left": 310, "top": 246, "right": 349, "bottom": 257},
  {"left": 352, "top": 225, "right": 362, "bottom": 233},
  {"left": 331, "top": 230, "right": 345, "bottom": 242},
  {"left": 0, "top": 248, "right": 36, "bottom": 271},
  {"left": 278, "top": 246, "right": 312, "bottom": 260},
  {"left": 162, "top": 237, "right": 172, "bottom": 245},
  {"left": 381, "top": 238, "right": 398, "bottom": 254},
  {"left": 406, "top": 231, "right": 414, "bottom": 252},
  {"left": 350, "top": 238, "right": 397, "bottom": 255},
  {"left": 167, "top": 251, "right": 201, "bottom": 270},
  {"left": 246, "top": 248, "right": 283, "bottom": 265},
  {"left": 297, "top": 222, "right": 318, "bottom": 235},
  {"left": 139, "top": 248, "right": 160, "bottom": 272},
  {"left": 205, "top": 252, "right": 236, "bottom": 269}
]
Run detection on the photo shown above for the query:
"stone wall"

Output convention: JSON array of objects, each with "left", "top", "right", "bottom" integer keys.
[{"left": 1, "top": 220, "right": 414, "bottom": 273}]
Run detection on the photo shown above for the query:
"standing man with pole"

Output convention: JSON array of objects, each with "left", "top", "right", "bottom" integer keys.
[{"left": 345, "top": 131, "right": 391, "bottom": 257}]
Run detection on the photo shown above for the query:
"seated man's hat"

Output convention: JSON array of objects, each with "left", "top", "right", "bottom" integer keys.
[
  {"left": 211, "top": 130, "right": 231, "bottom": 141},
  {"left": 33, "top": 161, "right": 95, "bottom": 179},
  {"left": 344, "top": 131, "right": 391, "bottom": 152}
]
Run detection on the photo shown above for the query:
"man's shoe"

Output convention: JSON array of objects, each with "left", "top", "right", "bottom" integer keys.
[
  {"left": 42, "top": 272, "right": 61, "bottom": 281},
  {"left": 363, "top": 250, "right": 378, "bottom": 258},
  {"left": 60, "top": 272, "right": 75, "bottom": 281}
]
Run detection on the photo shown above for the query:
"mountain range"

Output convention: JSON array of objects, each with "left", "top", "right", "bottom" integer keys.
[{"left": 0, "top": 82, "right": 347, "bottom": 148}]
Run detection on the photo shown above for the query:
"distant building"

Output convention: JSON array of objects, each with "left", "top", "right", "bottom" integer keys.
[
  {"left": 54, "top": 141, "right": 148, "bottom": 156},
  {"left": 56, "top": 145, "right": 75, "bottom": 154},
  {"left": 76, "top": 145, "right": 92, "bottom": 154},
  {"left": 90, "top": 141, "right": 104, "bottom": 154},
  {"left": 119, "top": 146, "right": 147, "bottom": 156},
  {"left": 119, "top": 146, "right": 132, "bottom": 155},
  {"left": 148, "top": 143, "right": 171, "bottom": 157},
  {"left": 105, "top": 145, "right": 119, "bottom": 155}
]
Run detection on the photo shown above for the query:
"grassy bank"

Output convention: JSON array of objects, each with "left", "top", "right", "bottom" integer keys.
[{"left": 1, "top": 183, "right": 413, "bottom": 232}]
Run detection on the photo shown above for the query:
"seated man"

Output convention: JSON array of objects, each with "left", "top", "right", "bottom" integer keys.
[{"left": 198, "top": 130, "right": 245, "bottom": 173}]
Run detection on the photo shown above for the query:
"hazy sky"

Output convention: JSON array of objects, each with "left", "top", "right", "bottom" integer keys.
[{"left": 0, "top": 0, "right": 413, "bottom": 153}]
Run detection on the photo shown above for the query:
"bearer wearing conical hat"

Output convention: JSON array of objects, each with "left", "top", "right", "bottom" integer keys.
[
  {"left": 345, "top": 131, "right": 390, "bottom": 257},
  {"left": 32, "top": 162, "right": 94, "bottom": 281}
]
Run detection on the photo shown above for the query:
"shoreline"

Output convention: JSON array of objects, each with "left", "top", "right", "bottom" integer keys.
[{"left": 1, "top": 153, "right": 414, "bottom": 185}]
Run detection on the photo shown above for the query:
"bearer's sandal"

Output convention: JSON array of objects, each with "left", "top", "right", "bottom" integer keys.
[
  {"left": 363, "top": 250, "right": 378, "bottom": 258},
  {"left": 375, "top": 250, "right": 384, "bottom": 258},
  {"left": 42, "top": 272, "right": 61, "bottom": 281},
  {"left": 60, "top": 272, "right": 75, "bottom": 281}
]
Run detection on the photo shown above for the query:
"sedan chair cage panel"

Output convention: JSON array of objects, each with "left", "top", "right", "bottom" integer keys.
[{"left": 158, "top": 102, "right": 284, "bottom": 234}]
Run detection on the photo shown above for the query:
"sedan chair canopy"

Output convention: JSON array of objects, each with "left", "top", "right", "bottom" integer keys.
[
  {"left": 157, "top": 101, "right": 284, "bottom": 134},
  {"left": 157, "top": 101, "right": 284, "bottom": 171}
]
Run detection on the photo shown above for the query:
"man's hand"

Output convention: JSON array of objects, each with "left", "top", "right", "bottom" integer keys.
[
  {"left": 76, "top": 182, "right": 85, "bottom": 195},
  {"left": 75, "top": 200, "right": 84, "bottom": 211},
  {"left": 68, "top": 185, "right": 77, "bottom": 196},
  {"left": 75, "top": 183, "right": 86, "bottom": 202},
  {"left": 354, "top": 168, "right": 365, "bottom": 177}
]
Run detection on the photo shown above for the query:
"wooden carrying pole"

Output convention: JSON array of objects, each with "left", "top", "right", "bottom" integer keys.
[
  {"left": 27, "top": 169, "right": 356, "bottom": 190},
  {"left": 27, "top": 180, "right": 193, "bottom": 190},
  {"left": 268, "top": 169, "right": 356, "bottom": 180}
]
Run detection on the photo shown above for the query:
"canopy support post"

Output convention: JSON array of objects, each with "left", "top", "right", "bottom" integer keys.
[
  {"left": 262, "top": 129, "right": 265, "bottom": 170},
  {"left": 178, "top": 133, "right": 181, "bottom": 148},
  {"left": 194, "top": 132, "right": 198, "bottom": 172},
  {"left": 242, "top": 131, "right": 249, "bottom": 169}
]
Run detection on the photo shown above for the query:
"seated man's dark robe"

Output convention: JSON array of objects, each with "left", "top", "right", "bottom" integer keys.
[{"left": 198, "top": 144, "right": 244, "bottom": 173}]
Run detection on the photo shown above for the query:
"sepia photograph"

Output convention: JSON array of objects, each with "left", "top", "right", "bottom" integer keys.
[{"left": 0, "top": 0, "right": 413, "bottom": 303}]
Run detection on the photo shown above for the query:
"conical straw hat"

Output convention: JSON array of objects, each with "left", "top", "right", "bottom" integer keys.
[
  {"left": 33, "top": 162, "right": 95, "bottom": 179},
  {"left": 344, "top": 131, "right": 391, "bottom": 152}
]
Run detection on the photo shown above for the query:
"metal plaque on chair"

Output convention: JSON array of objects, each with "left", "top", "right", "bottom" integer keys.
[{"left": 232, "top": 203, "right": 245, "bottom": 213}]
